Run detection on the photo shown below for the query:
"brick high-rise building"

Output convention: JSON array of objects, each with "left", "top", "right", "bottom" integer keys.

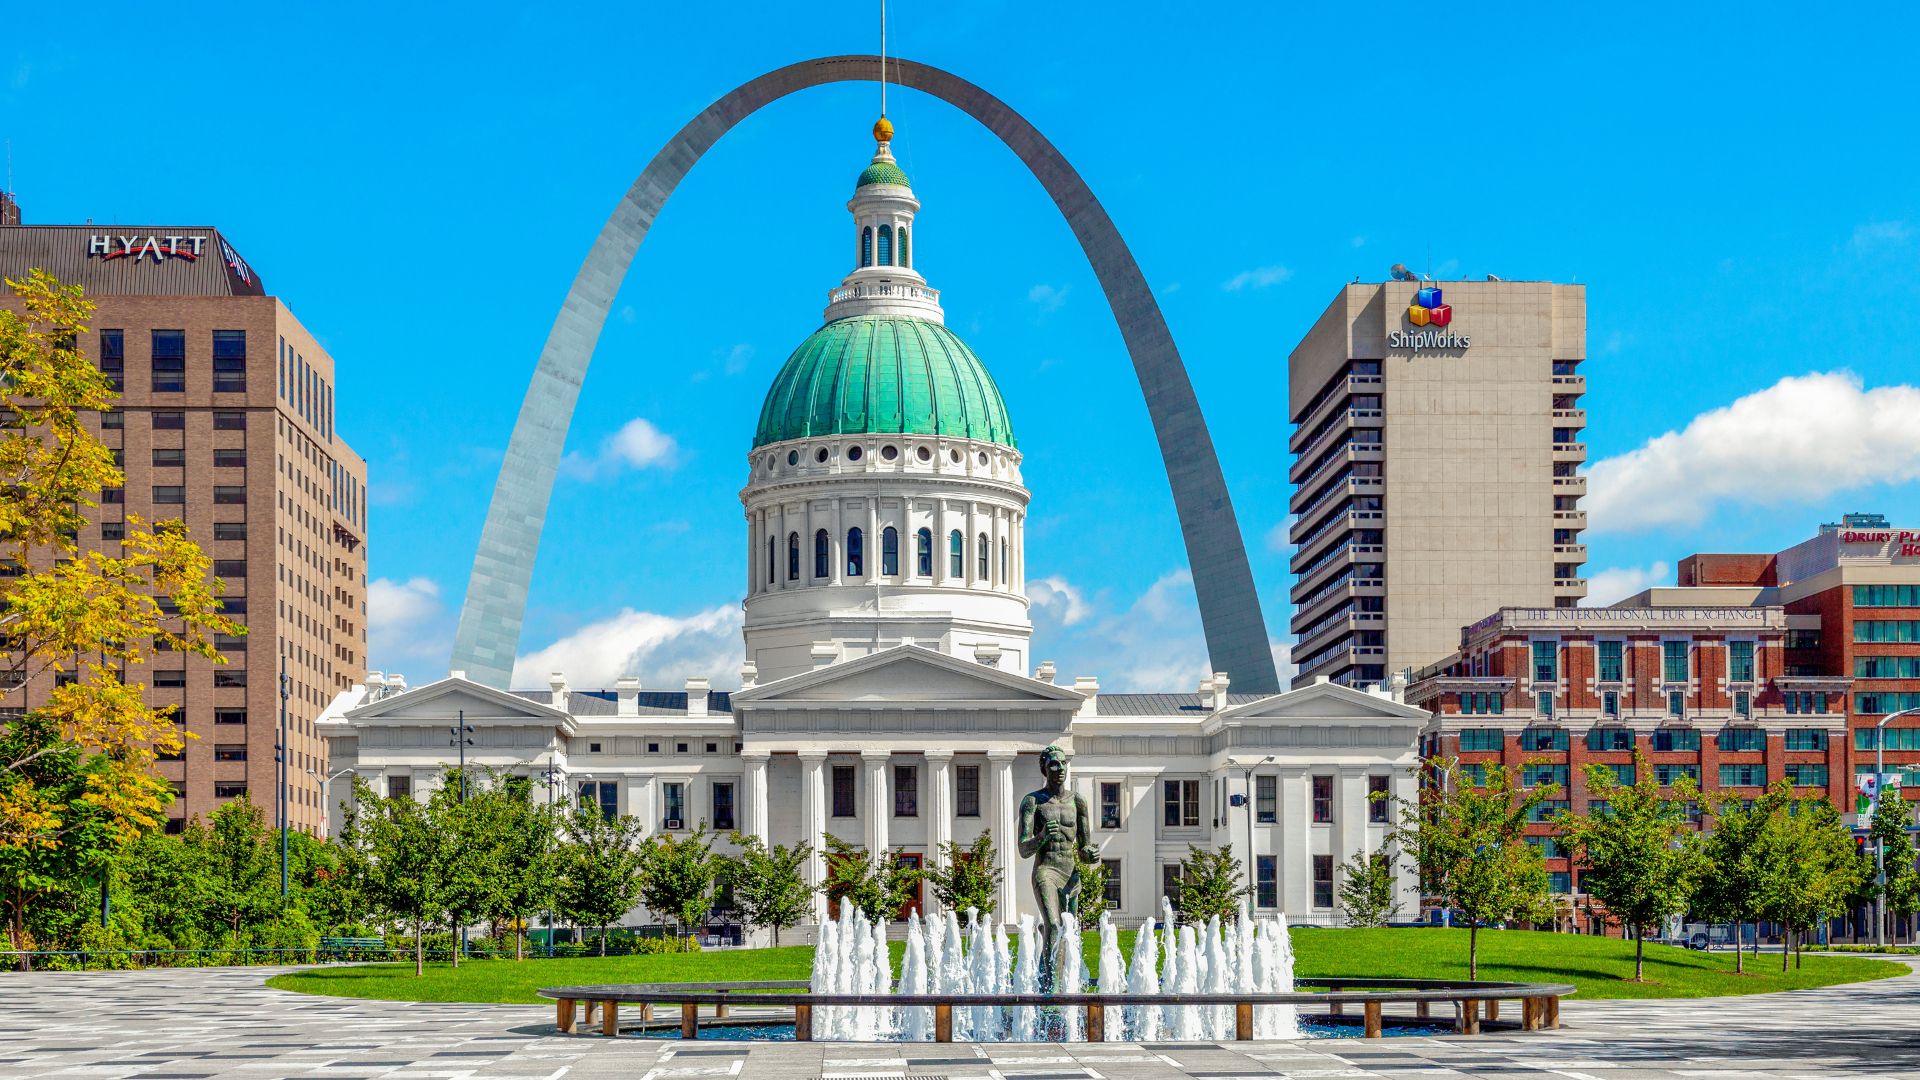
[
  {"left": 1, "top": 208, "right": 368, "bottom": 834},
  {"left": 1288, "top": 280, "right": 1588, "bottom": 688}
]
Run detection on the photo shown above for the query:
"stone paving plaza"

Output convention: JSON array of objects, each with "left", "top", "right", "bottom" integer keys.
[{"left": 3, "top": 959, "right": 1918, "bottom": 1080}]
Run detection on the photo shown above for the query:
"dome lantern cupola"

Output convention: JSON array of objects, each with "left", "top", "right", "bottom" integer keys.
[{"left": 826, "top": 118, "right": 943, "bottom": 323}]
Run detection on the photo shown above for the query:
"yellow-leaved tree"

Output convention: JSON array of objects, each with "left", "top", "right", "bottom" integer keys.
[{"left": 1, "top": 270, "right": 243, "bottom": 923}]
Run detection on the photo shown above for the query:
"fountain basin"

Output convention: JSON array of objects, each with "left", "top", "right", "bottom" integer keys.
[{"left": 538, "top": 978, "right": 1578, "bottom": 1042}]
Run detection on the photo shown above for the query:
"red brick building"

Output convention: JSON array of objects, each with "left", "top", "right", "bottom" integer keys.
[
  {"left": 1408, "top": 605, "right": 1848, "bottom": 930},
  {"left": 1662, "top": 513, "right": 1920, "bottom": 821}
]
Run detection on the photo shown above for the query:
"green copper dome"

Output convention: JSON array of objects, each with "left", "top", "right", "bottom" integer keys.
[
  {"left": 857, "top": 161, "right": 911, "bottom": 189},
  {"left": 753, "top": 315, "right": 1016, "bottom": 450}
]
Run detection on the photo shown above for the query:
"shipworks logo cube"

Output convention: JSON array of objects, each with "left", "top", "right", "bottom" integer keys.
[
  {"left": 1387, "top": 284, "right": 1471, "bottom": 351},
  {"left": 1407, "top": 286, "right": 1452, "bottom": 327}
]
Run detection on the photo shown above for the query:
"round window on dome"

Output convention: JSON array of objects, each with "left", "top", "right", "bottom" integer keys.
[
  {"left": 848, "top": 445, "right": 864, "bottom": 462},
  {"left": 916, "top": 446, "right": 932, "bottom": 462},
  {"left": 764, "top": 454, "right": 775, "bottom": 472},
  {"left": 978, "top": 451, "right": 989, "bottom": 466},
  {"left": 815, "top": 447, "right": 829, "bottom": 463},
  {"left": 949, "top": 449, "right": 961, "bottom": 464},
  {"left": 881, "top": 445, "right": 899, "bottom": 461},
  {"left": 787, "top": 450, "right": 799, "bottom": 466}
]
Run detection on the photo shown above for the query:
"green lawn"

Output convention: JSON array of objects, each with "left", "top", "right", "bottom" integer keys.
[{"left": 265, "top": 928, "right": 1907, "bottom": 1005}]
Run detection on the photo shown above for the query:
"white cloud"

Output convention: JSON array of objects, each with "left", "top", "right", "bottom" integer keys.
[
  {"left": 511, "top": 605, "right": 744, "bottom": 689},
  {"left": 559, "top": 417, "right": 680, "bottom": 480},
  {"left": 1028, "top": 576, "right": 1091, "bottom": 626},
  {"left": 1222, "top": 265, "right": 1293, "bottom": 292},
  {"left": 368, "top": 577, "right": 453, "bottom": 676},
  {"left": 1027, "top": 284, "right": 1069, "bottom": 312},
  {"left": 1582, "top": 561, "right": 1671, "bottom": 606},
  {"left": 1850, "top": 220, "right": 1912, "bottom": 253},
  {"left": 1264, "top": 520, "right": 1295, "bottom": 554},
  {"left": 1350, "top": 236, "right": 1367, "bottom": 248},
  {"left": 1586, "top": 371, "right": 1920, "bottom": 533}
]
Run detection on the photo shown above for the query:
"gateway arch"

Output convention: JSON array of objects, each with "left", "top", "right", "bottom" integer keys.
[{"left": 451, "top": 55, "right": 1281, "bottom": 693}]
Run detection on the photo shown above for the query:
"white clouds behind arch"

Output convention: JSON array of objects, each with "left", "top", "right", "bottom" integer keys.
[{"left": 1587, "top": 372, "right": 1920, "bottom": 533}]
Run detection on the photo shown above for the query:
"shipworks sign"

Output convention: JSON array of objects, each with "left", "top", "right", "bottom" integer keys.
[{"left": 1387, "top": 286, "right": 1471, "bottom": 351}]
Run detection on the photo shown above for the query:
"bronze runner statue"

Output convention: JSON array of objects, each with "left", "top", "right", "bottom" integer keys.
[{"left": 1017, "top": 743, "right": 1099, "bottom": 978}]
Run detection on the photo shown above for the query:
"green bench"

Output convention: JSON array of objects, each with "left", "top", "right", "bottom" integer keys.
[{"left": 318, "top": 936, "right": 387, "bottom": 961}]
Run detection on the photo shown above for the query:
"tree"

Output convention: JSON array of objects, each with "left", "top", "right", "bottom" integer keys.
[
  {"left": 822, "top": 834, "right": 921, "bottom": 922},
  {"left": 1554, "top": 752, "right": 1702, "bottom": 980},
  {"left": 552, "top": 805, "right": 647, "bottom": 956},
  {"left": 0, "top": 270, "right": 240, "bottom": 929},
  {"left": 1338, "top": 846, "right": 1401, "bottom": 928},
  {"left": 191, "top": 795, "right": 281, "bottom": 939},
  {"left": 638, "top": 825, "right": 720, "bottom": 939},
  {"left": 0, "top": 715, "right": 129, "bottom": 965},
  {"left": 1759, "top": 796, "right": 1861, "bottom": 970},
  {"left": 336, "top": 778, "right": 453, "bottom": 975},
  {"left": 1386, "top": 758, "right": 1557, "bottom": 979},
  {"left": 468, "top": 774, "right": 560, "bottom": 960},
  {"left": 427, "top": 774, "right": 505, "bottom": 969},
  {"left": 1697, "top": 784, "right": 1790, "bottom": 974},
  {"left": 1171, "top": 844, "right": 1248, "bottom": 924},
  {"left": 922, "top": 831, "right": 1002, "bottom": 918},
  {"left": 725, "top": 834, "right": 815, "bottom": 946}
]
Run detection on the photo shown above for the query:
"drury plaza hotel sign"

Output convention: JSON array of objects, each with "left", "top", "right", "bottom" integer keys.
[{"left": 1840, "top": 529, "right": 1920, "bottom": 558}]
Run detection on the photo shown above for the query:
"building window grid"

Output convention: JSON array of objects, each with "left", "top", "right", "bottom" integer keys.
[
  {"left": 1256, "top": 855, "right": 1278, "bottom": 909},
  {"left": 1255, "top": 775, "right": 1277, "bottom": 823},
  {"left": 1310, "top": 775, "right": 1333, "bottom": 823},
  {"left": 955, "top": 765, "right": 980, "bottom": 817},
  {"left": 894, "top": 764, "right": 919, "bottom": 817}
]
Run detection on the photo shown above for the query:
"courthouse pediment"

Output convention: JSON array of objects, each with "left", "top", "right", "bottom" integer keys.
[
  {"left": 734, "top": 645, "right": 1082, "bottom": 707},
  {"left": 1212, "top": 680, "right": 1429, "bottom": 727},
  {"left": 343, "top": 675, "right": 571, "bottom": 728}
]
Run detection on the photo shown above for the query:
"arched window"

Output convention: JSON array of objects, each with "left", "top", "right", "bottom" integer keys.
[
  {"left": 949, "top": 530, "right": 964, "bottom": 578},
  {"left": 787, "top": 532, "right": 800, "bottom": 581},
  {"left": 898, "top": 226, "right": 909, "bottom": 268},
  {"left": 877, "top": 224, "right": 893, "bottom": 266},
  {"left": 861, "top": 226, "right": 873, "bottom": 267},
  {"left": 916, "top": 527, "right": 933, "bottom": 576},
  {"left": 1000, "top": 538, "right": 1008, "bottom": 583},
  {"left": 847, "top": 527, "right": 865, "bottom": 577},
  {"left": 814, "top": 529, "right": 830, "bottom": 579},
  {"left": 882, "top": 526, "right": 899, "bottom": 576},
  {"left": 977, "top": 533, "right": 989, "bottom": 581},
  {"left": 767, "top": 538, "right": 775, "bottom": 585}
]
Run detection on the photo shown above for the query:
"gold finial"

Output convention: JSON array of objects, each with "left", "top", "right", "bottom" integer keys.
[{"left": 873, "top": 116, "right": 894, "bottom": 144}]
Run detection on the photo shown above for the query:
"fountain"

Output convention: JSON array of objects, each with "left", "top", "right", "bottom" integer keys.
[{"left": 805, "top": 898, "right": 1301, "bottom": 1041}]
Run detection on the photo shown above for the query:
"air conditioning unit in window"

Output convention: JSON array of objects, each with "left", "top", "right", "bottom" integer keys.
[{"left": 665, "top": 819, "right": 683, "bottom": 830}]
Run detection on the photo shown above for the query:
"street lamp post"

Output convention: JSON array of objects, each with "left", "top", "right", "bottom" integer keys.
[
  {"left": 1235, "top": 756, "right": 1275, "bottom": 900},
  {"left": 449, "top": 710, "right": 474, "bottom": 959},
  {"left": 1871, "top": 706, "right": 1920, "bottom": 947},
  {"left": 278, "top": 663, "right": 290, "bottom": 896}
]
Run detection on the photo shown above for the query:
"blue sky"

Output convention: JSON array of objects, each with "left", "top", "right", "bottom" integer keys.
[{"left": 7, "top": 2, "right": 1919, "bottom": 689}]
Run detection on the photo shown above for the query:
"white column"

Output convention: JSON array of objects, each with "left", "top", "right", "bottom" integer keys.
[
  {"left": 863, "top": 749, "right": 891, "bottom": 855},
  {"left": 743, "top": 751, "right": 770, "bottom": 846},
  {"left": 1278, "top": 766, "right": 1310, "bottom": 917},
  {"left": 926, "top": 749, "right": 954, "bottom": 914},
  {"left": 774, "top": 504, "right": 789, "bottom": 591},
  {"left": 830, "top": 499, "right": 844, "bottom": 584},
  {"left": 1390, "top": 766, "right": 1420, "bottom": 917},
  {"left": 932, "top": 500, "right": 948, "bottom": 587},
  {"left": 628, "top": 774, "right": 657, "bottom": 836},
  {"left": 799, "top": 750, "right": 829, "bottom": 922},
  {"left": 1335, "top": 766, "right": 1370, "bottom": 879},
  {"left": 747, "top": 512, "right": 759, "bottom": 595},
  {"left": 988, "top": 750, "right": 1019, "bottom": 921},
  {"left": 867, "top": 496, "right": 880, "bottom": 582}
]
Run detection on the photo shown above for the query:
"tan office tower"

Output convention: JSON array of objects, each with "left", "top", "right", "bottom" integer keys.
[
  {"left": 1287, "top": 279, "right": 1587, "bottom": 688},
  {"left": 0, "top": 199, "right": 369, "bottom": 834}
]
